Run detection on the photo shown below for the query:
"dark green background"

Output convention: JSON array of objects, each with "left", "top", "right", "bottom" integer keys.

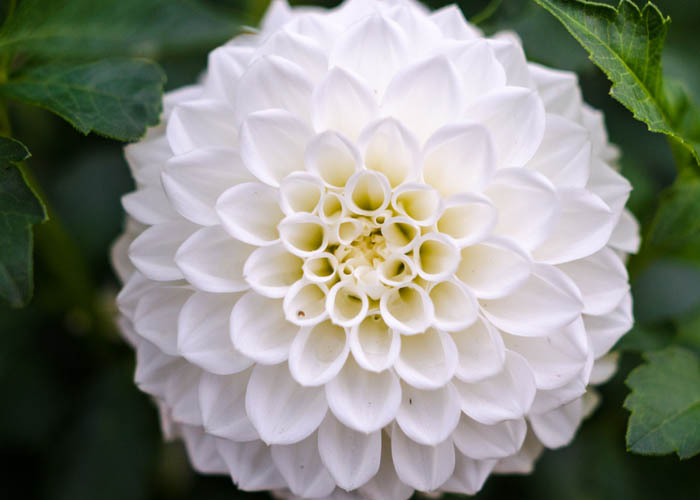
[{"left": 1, "top": 1, "right": 699, "bottom": 499}]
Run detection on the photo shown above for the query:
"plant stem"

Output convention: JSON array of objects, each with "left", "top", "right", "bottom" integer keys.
[
  {"left": 471, "top": 0, "right": 504, "bottom": 26},
  {"left": 0, "top": 0, "right": 16, "bottom": 84}
]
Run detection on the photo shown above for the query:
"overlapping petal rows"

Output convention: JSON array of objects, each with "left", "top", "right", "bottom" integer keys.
[{"left": 112, "top": 0, "right": 640, "bottom": 498}]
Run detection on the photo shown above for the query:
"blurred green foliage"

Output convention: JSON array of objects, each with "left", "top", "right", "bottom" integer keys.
[{"left": 0, "top": 0, "right": 699, "bottom": 499}]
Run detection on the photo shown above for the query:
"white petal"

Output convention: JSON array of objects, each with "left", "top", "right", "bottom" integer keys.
[
  {"left": 391, "top": 425, "right": 455, "bottom": 492},
  {"left": 455, "top": 350, "right": 536, "bottom": 425},
  {"left": 240, "top": 109, "right": 313, "bottom": 186},
  {"left": 216, "top": 439, "right": 286, "bottom": 491},
  {"left": 175, "top": 226, "right": 253, "bottom": 293},
  {"left": 428, "top": 279, "right": 479, "bottom": 332},
  {"left": 533, "top": 188, "right": 614, "bottom": 264},
  {"left": 178, "top": 291, "right": 252, "bottom": 374},
  {"left": 589, "top": 351, "right": 619, "bottom": 384},
  {"left": 502, "top": 317, "right": 589, "bottom": 390},
  {"left": 359, "top": 432, "right": 414, "bottom": 500},
  {"left": 451, "top": 316, "right": 506, "bottom": 383},
  {"left": 231, "top": 291, "right": 299, "bottom": 364},
  {"left": 203, "top": 45, "right": 253, "bottom": 104},
  {"left": 436, "top": 193, "right": 497, "bottom": 247},
  {"left": 488, "top": 35, "right": 533, "bottom": 88},
  {"left": 382, "top": 56, "right": 463, "bottom": 144},
  {"left": 289, "top": 320, "right": 349, "bottom": 386},
  {"left": 530, "top": 359, "right": 591, "bottom": 414},
  {"left": 526, "top": 114, "right": 591, "bottom": 188},
  {"left": 246, "top": 363, "right": 328, "bottom": 445},
  {"left": 311, "top": 67, "right": 379, "bottom": 140},
  {"left": 261, "top": 0, "right": 293, "bottom": 32},
  {"left": 271, "top": 434, "right": 336, "bottom": 498},
  {"left": 216, "top": 182, "right": 284, "bottom": 246},
  {"left": 111, "top": 221, "right": 141, "bottom": 284},
  {"left": 480, "top": 264, "right": 583, "bottom": 336},
  {"left": 180, "top": 425, "right": 227, "bottom": 474},
  {"left": 430, "top": 5, "right": 481, "bottom": 40},
  {"left": 380, "top": 216, "right": 420, "bottom": 254},
  {"left": 391, "top": 183, "right": 441, "bottom": 226},
  {"left": 235, "top": 55, "right": 313, "bottom": 122},
  {"left": 162, "top": 147, "right": 253, "bottom": 226},
  {"left": 117, "top": 271, "right": 155, "bottom": 320},
  {"left": 305, "top": 131, "right": 361, "bottom": 188},
  {"left": 529, "top": 63, "right": 583, "bottom": 120},
  {"left": 444, "top": 39, "right": 507, "bottom": 103},
  {"left": 284, "top": 279, "right": 330, "bottom": 327},
  {"left": 167, "top": 100, "right": 237, "bottom": 155},
  {"left": 165, "top": 362, "right": 202, "bottom": 425},
  {"left": 385, "top": 4, "right": 442, "bottom": 56},
  {"left": 442, "top": 453, "right": 497, "bottom": 496},
  {"left": 318, "top": 414, "right": 381, "bottom": 491},
  {"left": 134, "top": 339, "right": 178, "bottom": 398},
  {"left": 396, "top": 383, "right": 461, "bottom": 445},
  {"left": 329, "top": 14, "right": 411, "bottom": 98},
  {"left": 423, "top": 122, "right": 496, "bottom": 197},
  {"left": 286, "top": 13, "right": 344, "bottom": 47},
  {"left": 124, "top": 134, "right": 170, "bottom": 187},
  {"left": 255, "top": 29, "right": 328, "bottom": 81},
  {"left": 609, "top": 209, "right": 641, "bottom": 254},
  {"left": 414, "top": 233, "right": 460, "bottom": 282},
  {"left": 134, "top": 286, "right": 192, "bottom": 355},
  {"left": 559, "top": 247, "right": 629, "bottom": 315},
  {"left": 129, "top": 221, "right": 196, "bottom": 281},
  {"left": 304, "top": 253, "right": 340, "bottom": 285},
  {"left": 584, "top": 293, "right": 632, "bottom": 358},
  {"left": 452, "top": 415, "right": 527, "bottom": 460},
  {"left": 465, "top": 87, "right": 545, "bottom": 167},
  {"left": 358, "top": 118, "right": 422, "bottom": 187},
  {"left": 457, "top": 237, "right": 531, "bottom": 299},
  {"left": 199, "top": 369, "right": 258, "bottom": 441},
  {"left": 395, "top": 328, "right": 458, "bottom": 390},
  {"left": 243, "top": 244, "right": 304, "bottom": 298},
  {"left": 485, "top": 168, "right": 560, "bottom": 251},
  {"left": 349, "top": 313, "right": 401, "bottom": 373},
  {"left": 492, "top": 429, "right": 544, "bottom": 474},
  {"left": 587, "top": 158, "right": 631, "bottom": 215},
  {"left": 319, "top": 192, "right": 347, "bottom": 224},
  {"left": 326, "top": 357, "right": 401, "bottom": 433},
  {"left": 344, "top": 170, "right": 392, "bottom": 216},
  {"left": 529, "top": 397, "right": 585, "bottom": 449},
  {"left": 279, "top": 172, "right": 324, "bottom": 216},
  {"left": 122, "top": 187, "right": 177, "bottom": 225},
  {"left": 380, "top": 284, "right": 434, "bottom": 335},
  {"left": 279, "top": 213, "right": 329, "bottom": 257}
]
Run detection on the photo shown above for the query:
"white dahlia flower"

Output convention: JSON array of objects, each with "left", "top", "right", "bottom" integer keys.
[{"left": 112, "top": 0, "right": 640, "bottom": 497}]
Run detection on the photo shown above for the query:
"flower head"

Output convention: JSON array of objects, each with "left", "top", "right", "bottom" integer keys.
[{"left": 113, "top": 0, "right": 640, "bottom": 497}]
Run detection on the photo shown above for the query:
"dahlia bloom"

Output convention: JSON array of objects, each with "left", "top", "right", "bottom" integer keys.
[{"left": 112, "top": 0, "right": 640, "bottom": 497}]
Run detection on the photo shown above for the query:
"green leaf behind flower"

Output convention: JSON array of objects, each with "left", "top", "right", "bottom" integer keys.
[
  {"left": 0, "top": 136, "right": 46, "bottom": 307},
  {"left": 0, "top": 59, "right": 166, "bottom": 140},
  {"left": 625, "top": 346, "right": 700, "bottom": 459},
  {"left": 0, "top": 0, "right": 242, "bottom": 60},
  {"left": 532, "top": 0, "right": 700, "bottom": 167}
]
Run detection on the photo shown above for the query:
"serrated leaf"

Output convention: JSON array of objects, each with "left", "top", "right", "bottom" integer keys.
[
  {"left": 647, "top": 178, "right": 700, "bottom": 259},
  {"left": 0, "top": 0, "right": 242, "bottom": 60},
  {"left": 624, "top": 346, "right": 700, "bottom": 459},
  {"left": 533, "top": 0, "right": 700, "bottom": 167},
  {"left": 0, "top": 136, "right": 46, "bottom": 307},
  {"left": 0, "top": 59, "right": 166, "bottom": 140}
]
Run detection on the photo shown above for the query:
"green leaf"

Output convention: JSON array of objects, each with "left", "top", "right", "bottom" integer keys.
[
  {"left": 0, "top": 59, "right": 166, "bottom": 140},
  {"left": 0, "top": 136, "right": 46, "bottom": 307},
  {"left": 0, "top": 0, "right": 242, "bottom": 60},
  {"left": 646, "top": 178, "right": 700, "bottom": 259},
  {"left": 624, "top": 346, "right": 700, "bottom": 459},
  {"left": 532, "top": 0, "right": 700, "bottom": 167}
]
